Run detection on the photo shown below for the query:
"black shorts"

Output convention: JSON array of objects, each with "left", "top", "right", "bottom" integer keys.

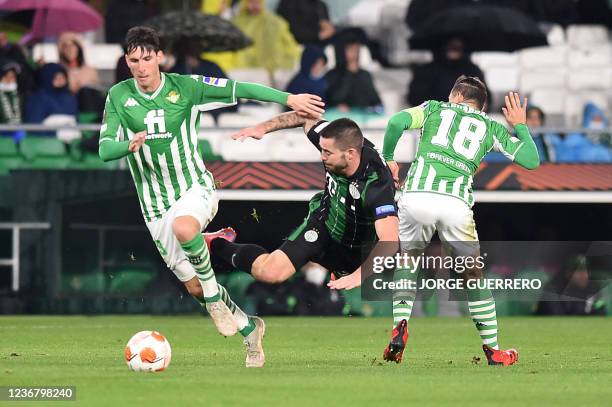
[{"left": 279, "top": 210, "right": 372, "bottom": 278}]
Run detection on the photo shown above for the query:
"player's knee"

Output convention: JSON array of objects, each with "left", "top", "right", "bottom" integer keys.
[
  {"left": 172, "top": 219, "right": 199, "bottom": 243},
  {"left": 253, "top": 259, "right": 293, "bottom": 284}
]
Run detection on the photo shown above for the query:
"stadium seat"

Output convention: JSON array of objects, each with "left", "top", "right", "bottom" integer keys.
[
  {"left": 484, "top": 66, "right": 520, "bottom": 92},
  {"left": 85, "top": 44, "right": 124, "bottom": 70},
  {"left": 20, "top": 137, "right": 71, "bottom": 169},
  {"left": 567, "top": 46, "right": 611, "bottom": 68},
  {"left": 564, "top": 92, "right": 609, "bottom": 126},
  {"left": 226, "top": 68, "right": 271, "bottom": 87},
  {"left": 520, "top": 68, "right": 567, "bottom": 93},
  {"left": 393, "top": 130, "right": 418, "bottom": 162},
  {"left": 43, "top": 114, "right": 81, "bottom": 142},
  {"left": 269, "top": 134, "right": 321, "bottom": 162},
  {"left": 219, "top": 135, "right": 271, "bottom": 161},
  {"left": 566, "top": 25, "right": 610, "bottom": 48},
  {"left": 217, "top": 113, "right": 259, "bottom": 128},
  {"left": 519, "top": 46, "right": 567, "bottom": 69},
  {"left": 568, "top": 68, "right": 612, "bottom": 91},
  {"left": 272, "top": 69, "right": 295, "bottom": 91},
  {"left": 546, "top": 24, "right": 566, "bottom": 46},
  {"left": 108, "top": 268, "right": 156, "bottom": 294},
  {"left": 0, "top": 137, "right": 23, "bottom": 174},
  {"left": 529, "top": 89, "right": 566, "bottom": 116},
  {"left": 199, "top": 113, "right": 216, "bottom": 128},
  {"left": 471, "top": 52, "right": 519, "bottom": 68}
]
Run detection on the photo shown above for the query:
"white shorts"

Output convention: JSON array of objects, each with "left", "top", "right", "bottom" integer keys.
[
  {"left": 145, "top": 185, "right": 219, "bottom": 282},
  {"left": 398, "top": 192, "right": 479, "bottom": 255}
]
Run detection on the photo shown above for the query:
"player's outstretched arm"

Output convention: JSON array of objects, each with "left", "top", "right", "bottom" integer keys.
[
  {"left": 234, "top": 82, "right": 324, "bottom": 119},
  {"left": 231, "top": 111, "right": 318, "bottom": 142},
  {"left": 501, "top": 92, "right": 540, "bottom": 170}
]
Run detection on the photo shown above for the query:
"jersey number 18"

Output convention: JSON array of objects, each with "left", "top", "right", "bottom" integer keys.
[{"left": 430, "top": 109, "right": 486, "bottom": 160}]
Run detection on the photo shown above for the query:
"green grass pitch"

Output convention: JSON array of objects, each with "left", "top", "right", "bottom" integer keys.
[{"left": 1, "top": 316, "right": 611, "bottom": 406}]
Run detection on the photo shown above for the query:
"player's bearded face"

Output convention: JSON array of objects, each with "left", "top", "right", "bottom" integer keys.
[
  {"left": 320, "top": 138, "right": 349, "bottom": 175},
  {"left": 126, "top": 48, "right": 164, "bottom": 90}
]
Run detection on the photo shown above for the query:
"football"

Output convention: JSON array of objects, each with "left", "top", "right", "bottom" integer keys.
[{"left": 124, "top": 330, "right": 172, "bottom": 372}]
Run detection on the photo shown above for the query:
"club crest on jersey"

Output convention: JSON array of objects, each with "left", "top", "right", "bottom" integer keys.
[
  {"left": 202, "top": 76, "right": 228, "bottom": 87},
  {"left": 304, "top": 229, "right": 319, "bottom": 243},
  {"left": 166, "top": 90, "right": 180, "bottom": 103},
  {"left": 124, "top": 97, "right": 139, "bottom": 107},
  {"left": 349, "top": 183, "right": 361, "bottom": 199}
]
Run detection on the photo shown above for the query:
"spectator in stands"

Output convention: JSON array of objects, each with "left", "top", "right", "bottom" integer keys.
[
  {"left": 286, "top": 45, "right": 328, "bottom": 101},
  {"left": 57, "top": 32, "right": 104, "bottom": 116},
  {"left": 325, "top": 34, "right": 382, "bottom": 112},
  {"left": 24, "top": 63, "right": 78, "bottom": 124},
  {"left": 105, "top": 0, "right": 159, "bottom": 43},
  {"left": 171, "top": 40, "right": 227, "bottom": 78},
  {"left": 276, "top": 0, "right": 335, "bottom": 46},
  {"left": 0, "top": 59, "right": 25, "bottom": 141},
  {"left": 526, "top": 105, "right": 554, "bottom": 162},
  {"left": 407, "top": 38, "right": 489, "bottom": 108},
  {"left": 535, "top": 256, "right": 607, "bottom": 316},
  {"left": 232, "top": 0, "right": 301, "bottom": 75},
  {"left": 170, "top": 40, "right": 238, "bottom": 122},
  {"left": 0, "top": 31, "right": 34, "bottom": 95}
]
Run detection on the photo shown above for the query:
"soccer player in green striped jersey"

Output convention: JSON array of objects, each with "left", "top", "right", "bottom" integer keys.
[
  {"left": 98, "top": 26, "right": 324, "bottom": 367},
  {"left": 381, "top": 76, "right": 539, "bottom": 365}
]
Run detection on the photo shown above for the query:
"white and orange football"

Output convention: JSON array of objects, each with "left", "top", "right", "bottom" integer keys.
[{"left": 124, "top": 330, "right": 171, "bottom": 372}]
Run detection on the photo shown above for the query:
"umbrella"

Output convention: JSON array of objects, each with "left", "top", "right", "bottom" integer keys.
[
  {"left": 145, "top": 11, "right": 252, "bottom": 53},
  {"left": 0, "top": 0, "right": 102, "bottom": 43},
  {"left": 409, "top": 4, "right": 548, "bottom": 52}
]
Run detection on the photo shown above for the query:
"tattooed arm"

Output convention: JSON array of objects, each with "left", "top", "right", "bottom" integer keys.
[{"left": 231, "top": 111, "right": 319, "bottom": 141}]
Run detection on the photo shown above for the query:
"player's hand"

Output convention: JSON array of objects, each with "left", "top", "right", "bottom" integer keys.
[
  {"left": 129, "top": 131, "right": 146, "bottom": 153},
  {"left": 502, "top": 92, "right": 528, "bottom": 128},
  {"left": 327, "top": 269, "right": 361, "bottom": 290},
  {"left": 287, "top": 94, "right": 325, "bottom": 120},
  {"left": 231, "top": 125, "right": 265, "bottom": 142},
  {"left": 387, "top": 160, "right": 400, "bottom": 189}
]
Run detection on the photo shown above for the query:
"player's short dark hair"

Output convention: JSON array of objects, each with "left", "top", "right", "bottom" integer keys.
[
  {"left": 450, "top": 75, "right": 488, "bottom": 110},
  {"left": 320, "top": 118, "right": 364, "bottom": 151},
  {"left": 125, "top": 26, "right": 161, "bottom": 55}
]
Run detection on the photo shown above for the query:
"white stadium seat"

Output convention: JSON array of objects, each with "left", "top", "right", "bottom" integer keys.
[
  {"left": 227, "top": 69, "right": 271, "bottom": 87},
  {"left": 529, "top": 89, "right": 567, "bottom": 115},
  {"left": 566, "top": 25, "right": 610, "bottom": 48},
  {"left": 219, "top": 135, "right": 272, "bottom": 161},
  {"left": 520, "top": 68, "right": 567, "bottom": 92},
  {"left": 567, "top": 46, "right": 612, "bottom": 68},
  {"left": 471, "top": 52, "right": 519, "bottom": 68},
  {"left": 269, "top": 133, "right": 321, "bottom": 162},
  {"left": 567, "top": 68, "right": 612, "bottom": 91},
  {"left": 519, "top": 46, "right": 567, "bottom": 69},
  {"left": 86, "top": 44, "right": 124, "bottom": 70},
  {"left": 485, "top": 67, "right": 520, "bottom": 92},
  {"left": 272, "top": 69, "right": 295, "bottom": 91},
  {"left": 217, "top": 113, "right": 259, "bottom": 128}
]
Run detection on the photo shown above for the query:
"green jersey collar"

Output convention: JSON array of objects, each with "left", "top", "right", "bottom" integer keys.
[{"left": 134, "top": 72, "right": 166, "bottom": 100}]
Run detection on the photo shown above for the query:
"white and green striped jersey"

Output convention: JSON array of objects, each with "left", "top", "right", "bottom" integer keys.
[
  {"left": 403, "top": 100, "right": 524, "bottom": 207},
  {"left": 100, "top": 73, "right": 237, "bottom": 221}
]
